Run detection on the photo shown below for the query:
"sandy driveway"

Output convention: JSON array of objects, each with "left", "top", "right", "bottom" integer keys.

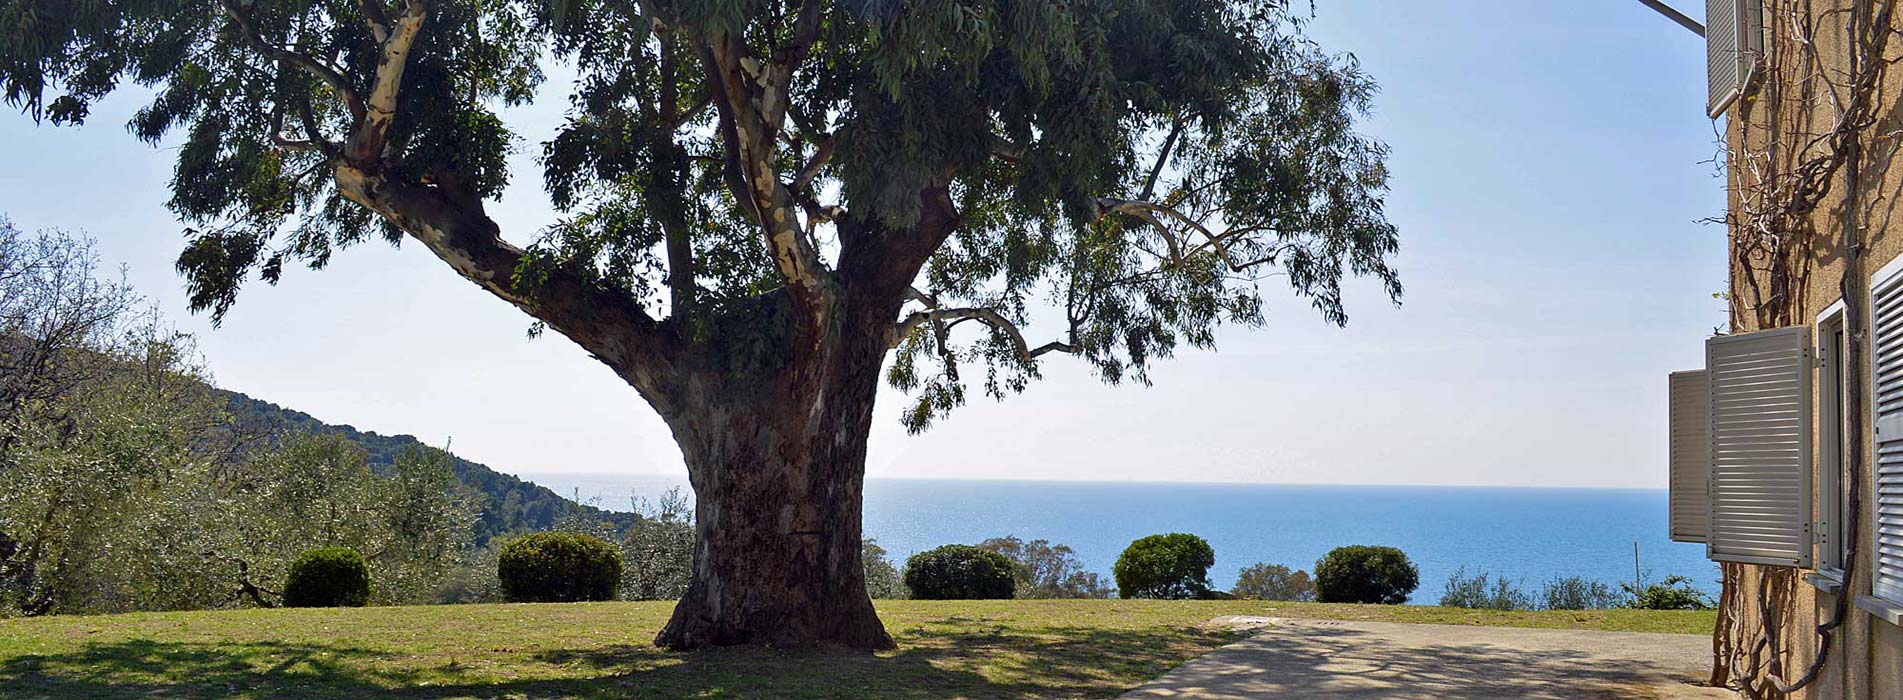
[{"left": 1120, "top": 617, "right": 1732, "bottom": 700}]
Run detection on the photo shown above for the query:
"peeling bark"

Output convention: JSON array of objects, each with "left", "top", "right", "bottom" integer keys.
[{"left": 653, "top": 287, "right": 902, "bottom": 650}]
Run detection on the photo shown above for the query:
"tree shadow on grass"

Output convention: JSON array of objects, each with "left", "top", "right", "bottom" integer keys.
[
  {"left": 0, "top": 639, "right": 409, "bottom": 699},
  {"left": 0, "top": 624, "right": 1233, "bottom": 700}
]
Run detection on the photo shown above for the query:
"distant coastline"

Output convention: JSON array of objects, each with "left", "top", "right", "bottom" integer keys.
[
  {"left": 530, "top": 471, "right": 1672, "bottom": 500},
  {"left": 530, "top": 473, "right": 1713, "bottom": 602}
]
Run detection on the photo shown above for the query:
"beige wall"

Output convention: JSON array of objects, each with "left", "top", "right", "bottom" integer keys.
[{"left": 1719, "top": 1, "right": 1903, "bottom": 698}]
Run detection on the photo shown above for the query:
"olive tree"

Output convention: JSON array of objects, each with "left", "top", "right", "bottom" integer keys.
[
  {"left": 979, "top": 535, "right": 1112, "bottom": 598},
  {"left": 1, "top": 0, "right": 1398, "bottom": 647},
  {"left": 0, "top": 223, "right": 237, "bottom": 614},
  {"left": 226, "top": 435, "right": 477, "bottom": 606}
]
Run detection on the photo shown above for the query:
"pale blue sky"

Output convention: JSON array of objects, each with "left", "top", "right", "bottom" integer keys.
[{"left": 0, "top": 1, "right": 1725, "bottom": 487}]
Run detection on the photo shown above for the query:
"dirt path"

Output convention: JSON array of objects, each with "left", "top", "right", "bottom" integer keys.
[{"left": 1120, "top": 617, "right": 1732, "bottom": 700}]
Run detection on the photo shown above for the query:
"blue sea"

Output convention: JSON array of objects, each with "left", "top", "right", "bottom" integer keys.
[{"left": 532, "top": 474, "right": 1719, "bottom": 602}]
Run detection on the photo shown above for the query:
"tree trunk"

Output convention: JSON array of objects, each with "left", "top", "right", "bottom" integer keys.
[
  {"left": 653, "top": 295, "right": 897, "bottom": 650},
  {"left": 336, "top": 165, "right": 936, "bottom": 651}
]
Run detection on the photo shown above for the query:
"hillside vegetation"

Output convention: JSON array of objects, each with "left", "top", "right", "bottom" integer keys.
[
  {"left": 224, "top": 392, "right": 637, "bottom": 544},
  {"left": 0, "top": 222, "right": 637, "bottom": 617},
  {"left": 0, "top": 600, "right": 1715, "bottom": 700}
]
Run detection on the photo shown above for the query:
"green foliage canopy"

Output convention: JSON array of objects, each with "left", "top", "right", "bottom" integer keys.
[
  {"left": 862, "top": 538, "right": 903, "bottom": 599},
  {"left": 1622, "top": 575, "right": 1712, "bottom": 611},
  {"left": 498, "top": 531, "right": 623, "bottom": 603},
  {"left": 1232, "top": 561, "right": 1314, "bottom": 601},
  {"left": 0, "top": 0, "right": 1399, "bottom": 427},
  {"left": 1112, "top": 533, "right": 1213, "bottom": 600},
  {"left": 226, "top": 391, "right": 638, "bottom": 544},
  {"left": 903, "top": 544, "right": 1015, "bottom": 600},
  {"left": 1313, "top": 544, "right": 1417, "bottom": 605},
  {"left": 282, "top": 546, "right": 372, "bottom": 607},
  {"left": 555, "top": 487, "right": 695, "bottom": 601},
  {"left": 0, "top": 220, "right": 484, "bottom": 615}
]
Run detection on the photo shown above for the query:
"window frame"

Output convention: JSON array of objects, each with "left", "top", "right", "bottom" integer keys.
[
  {"left": 1868, "top": 254, "right": 1903, "bottom": 608},
  {"left": 1814, "top": 300, "right": 1849, "bottom": 580}
]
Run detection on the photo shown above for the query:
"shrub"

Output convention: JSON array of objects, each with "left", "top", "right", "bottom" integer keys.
[
  {"left": 1113, "top": 533, "right": 1215, "bottom": 599},
  {"left": 1314, "top": 545, "right": 1418, "bottom": 604},
  {"left": 1439, "top": 566, "right": 1531, "bottom": 610},
  {"left": 1233, "top": 562, "right": 1316, "bottom": 601},
  {"left": 904, "top": 545, "right": 1016, "bottom": 599},
  {"left": 1623, "top": 575, "right": 1712, "bottom": 610},
  {"left": 282, "top": 547, "right": 371, "bottom": 608},
  {"left": 1542, "top": 576, "right": 1625, "bottom": 610},
  {"left": 498, "top": 532, "right": 623, "bottom": 603}
]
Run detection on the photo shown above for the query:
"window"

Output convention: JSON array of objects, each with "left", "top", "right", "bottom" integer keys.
[{"left": 1815, "top": 304, "right": 1849, "bottom": 577}]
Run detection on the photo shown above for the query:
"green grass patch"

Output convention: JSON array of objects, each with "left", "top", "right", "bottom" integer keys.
[{"left": 0, "top": 600, "right": 1714, "bottom": 699}]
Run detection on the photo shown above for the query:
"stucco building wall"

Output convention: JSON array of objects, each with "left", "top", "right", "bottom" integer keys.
[{"left": 1717, "top": 1, "right": 1903, "bottom": 697}]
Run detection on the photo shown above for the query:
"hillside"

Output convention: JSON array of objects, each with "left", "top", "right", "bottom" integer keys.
[{"left": 222, "top": 391, "right": 639, "bottom": 543}]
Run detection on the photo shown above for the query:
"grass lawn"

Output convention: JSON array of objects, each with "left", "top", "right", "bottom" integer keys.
[{"left": 0, "top": 600, "right": 1715, "bottom": 700}]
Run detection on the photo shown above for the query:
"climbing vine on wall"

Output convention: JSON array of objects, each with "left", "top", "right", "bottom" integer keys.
[{"left": 1715, "top": 0, "right": 1898, "bottom": 697}]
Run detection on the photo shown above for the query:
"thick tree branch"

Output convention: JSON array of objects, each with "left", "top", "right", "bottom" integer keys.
[
  {"left": 356, "top": 0, "right": 393, "bottom": 43},
  {"left": 657, "top": 42, "right": 696, "bottom": 315},
  {"left": 891, "top": 306, "right": 1078, "bottom": 364},
  {"left": 331, "top": 166, "right": 681, "bottom": 406},
  {"left": 695, "top": 32, "right": 833, "bottom": 313},
  {"left": 776, "top": 0, "right": 825, "bottom": 69},
  {"left": 346, "top": 0, "right": 426, "bottom": 164},
  {"left": 269, "top": 106, "right": 327, "bottom": 153},
  {"left": 290, "top": 95, "right": 341, "bottom": 158},
  {"left": 1029, "top": 340, "right": 1077, "bottom": 357}
]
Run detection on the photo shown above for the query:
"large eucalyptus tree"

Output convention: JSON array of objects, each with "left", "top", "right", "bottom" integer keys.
[{"left": 1, "top": 0, "right": 1399, "bottom": 648}]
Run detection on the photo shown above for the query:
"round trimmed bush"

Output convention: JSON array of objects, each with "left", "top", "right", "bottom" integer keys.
[
  {"left": 1314, "top": 545, "right": 1419, "bottom": 604},
  {"left": 283, "top": 546, "right": 371, "bottom": 608},
  {"left": 904, "top": 545, "right": 1016, "bottom": 600},
  {"left": 1113, "top": 533, "right": 1215, "bottom": 599},
  {"left": 498, "top": 532, "right": 623, "bottom": 603}
]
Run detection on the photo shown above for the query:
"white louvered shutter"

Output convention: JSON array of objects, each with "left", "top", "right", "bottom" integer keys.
[
  {"left": 1670, "top": 370, "right": 1710, "bottom": 543},
  {"left": 1872, "top": 273, "right": 1903, "bottom": 601},
  {"left": 1707, "top": 0, "right": 1765, "bottom": 117},
  {"left": 1706, "top": 326, "right": 1812, "bottom": 567}
]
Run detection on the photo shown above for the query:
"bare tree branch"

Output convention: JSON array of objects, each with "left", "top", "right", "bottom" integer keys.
[
  {"left": 1094, "top": 197, "right": 1284, "bottom": 274},
  {"left": 793, "top": 136, "right": 836, "bottom": 195},
  {"left": 989, "top": 135, "right": 1025, "bottom": 163},
  {"left": 217, "top": 0, "right": 367, "bottom": 121},
  {"left": 1139, "top": 117, "right": 1185, "bottom": 201},
  {"left": 891, "top": 287, "right": 1076, "bottom": 363}
]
